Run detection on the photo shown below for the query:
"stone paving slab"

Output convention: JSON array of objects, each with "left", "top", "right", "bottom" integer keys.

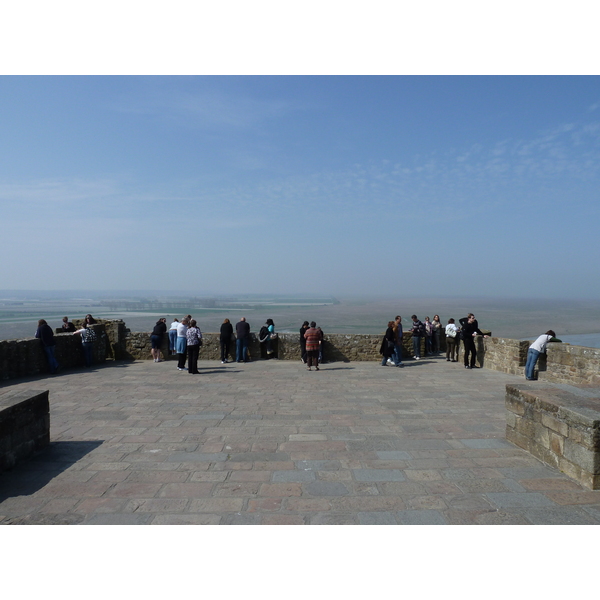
[{"left": 1, "top": 357, "right": 600, "bottom": 525}]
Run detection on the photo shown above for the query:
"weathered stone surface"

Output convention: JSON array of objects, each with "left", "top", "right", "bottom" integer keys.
[
  {"left": 0, "top": 389, "right": 50, "bottom": 471},
  {"left": 505, "top": 384, "right": 600, "bottom": 489}
]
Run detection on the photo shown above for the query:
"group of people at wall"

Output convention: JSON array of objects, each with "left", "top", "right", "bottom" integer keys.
[
  {"left": 149, "top": 317, "right": 327, "bottom": 373},
  {"left": 380, "top": 313, "right": 489, "bottom": 370},
  {"left": 380, "top": 313, "right": 558, "bottom": 378},
  {"left": 34, "top": 314, "right": 98, "bottom": 374},
  {"left": 34, "top": 312, "right": 558, "bottom": 381},
  {"left": 149, "top": 316, "right": 283, "bottom": 374}
]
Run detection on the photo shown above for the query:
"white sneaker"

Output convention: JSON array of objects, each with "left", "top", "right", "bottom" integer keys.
[{"left": 386, "top": 359, "right": 394, "bottom": 366}]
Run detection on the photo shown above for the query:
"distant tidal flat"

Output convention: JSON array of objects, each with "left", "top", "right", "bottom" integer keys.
[
  {"left": 3, "top": 297, "right": 600, "bottom": 347},
  {"left": 554, "top": 333, "right": 600, "bottom": 349}
]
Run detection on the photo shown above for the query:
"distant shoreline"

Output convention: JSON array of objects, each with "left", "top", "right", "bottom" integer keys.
[{"left": 3, "top": 296, "right": 600, "bottom": 347}]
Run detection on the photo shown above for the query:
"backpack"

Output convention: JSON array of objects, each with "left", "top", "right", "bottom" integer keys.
[
  {"left": 82, "top": 328, "right": 96, "bottom": 342},
  {"left": 258, "top": 325, "right": 270, "bottom": 342}
]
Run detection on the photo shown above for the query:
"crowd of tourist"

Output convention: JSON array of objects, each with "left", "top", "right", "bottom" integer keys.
[
  {"left": 378, "top": 313, "right": 489, "bottom": 369},
  {"left": 32, "top": 311, "right": 558, "bottom": 380},
  {"left": 149, "top": 315, "right": 322, "bottom": 373}
]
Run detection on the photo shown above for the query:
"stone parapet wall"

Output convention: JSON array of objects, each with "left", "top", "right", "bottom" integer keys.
[
  {"left": 0, "top": 389, "right": 50, "bottom": 472},
  {"left": 479, "top": 338, "right": 600, "bottom": 385},
  {"left": 540, "top": 344, "right": 600, "bottom": 385},
  {"left": 505, "top": 384, "right": 600, "bottom": 489},
  {"left": 474, "top": 337, "right": 529, "bottom": 374},
  {"left": 123, "top": 331, "right": 434, "bottom": 363},
  {"left": 3, "top": 318, "right": 600, "bottom": 387},
  {"left": 0, "top": 324, "right": 108, "bottom": 381}
]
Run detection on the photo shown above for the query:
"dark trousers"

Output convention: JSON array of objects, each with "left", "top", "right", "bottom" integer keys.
[
  {"left": 43, "top": 344, "right": 59, "bottom": 373},
  {"left": 82, "top": 342, "right": 94, "bottom": 367},
  {"left": 300, "top": 342, "right": 307, "bottom": 363},
  {"left": 463, "top": 336, "right": 477, "bottom": 367},
  {"left": 307, "top": 350, "right": 319, "bottom": 368},
  {"left": 236, "top": 338, "right": 248, "bottom": 362},
  {"left": 220, "top": 340, "right": 230, "bottom": 362},
  {"left": 446, "top": 338, "right": 458, "bottom": 361},
  {"left": 177, "top": 351, "right": 187, "bottom": 369},
  {"left": 187, "top": 344, "right": 200, "bottom": 373}
]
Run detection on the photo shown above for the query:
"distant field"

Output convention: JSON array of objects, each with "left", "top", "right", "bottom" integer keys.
[{"left": 2, "top": 296, "right": 600, "bottom": 345}]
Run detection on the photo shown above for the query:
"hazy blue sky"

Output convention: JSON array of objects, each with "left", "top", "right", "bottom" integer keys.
[{"left": 1, "top": 75, "right": 599, "bottom": 297}]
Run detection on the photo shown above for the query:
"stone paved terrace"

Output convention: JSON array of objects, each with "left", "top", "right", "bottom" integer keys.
[{"left": 1, "top": 356, "right": 599, "bottom": 525}]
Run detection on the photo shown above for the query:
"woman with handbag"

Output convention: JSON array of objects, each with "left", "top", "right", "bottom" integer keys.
[
  {"left": 186, "top": 319, "right": 202, "bottom": 374},
  {"left": 445, "top": 318, "right": 459, "bottom": 362}
]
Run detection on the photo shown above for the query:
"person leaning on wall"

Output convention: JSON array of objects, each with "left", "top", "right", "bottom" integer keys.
[
  {"left": 74, "top": 322, "right": 96, "bottom": 368},
  {"left": 220, "top": 318, "right": 234, "bottom": 364},
  {"left": 35, "top": 319, "right": 60, "bottom": 374},
  {"left": 525, "top": 330, "right": 559, "bottom": 381},
  {"left": 150, "top": 318, "right": 167, "bottom": 362},
  {"left": 61, "top": 316, "right": 76, "bottom": 332}
]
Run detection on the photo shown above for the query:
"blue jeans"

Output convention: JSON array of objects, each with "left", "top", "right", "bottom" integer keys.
[
  {"left": 525, "top": 348, "right": 540, "bottom": 380},
  {"left": 236, "top": 338, "right": 248, "bottom": 362},
  {"left": 412, "top": 336, "right": 421, "bottom": 358},
  {"left": 393, "top": 343, "right": 403, "bottom": 365},
  {"left": 43, "top": 345, "right": 59, "bottom": 373},
  {"left": 168, "top": 330, "right": 178, "bottom": 353},
  {"left": 425, "top": 336, "right": 432, "bottom": 354}
]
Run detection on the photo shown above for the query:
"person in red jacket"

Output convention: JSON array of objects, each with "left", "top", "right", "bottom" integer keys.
[{"left": 304, "top": 322, "right": 323, "bottom": 371}]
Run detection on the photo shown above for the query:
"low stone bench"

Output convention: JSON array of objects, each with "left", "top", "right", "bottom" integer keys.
[
  {"left": 505, "top": 384, "right": 600, "bottom": 489},
  {"left": 0, "top": 389, "right": 50, "bottom": 472}
]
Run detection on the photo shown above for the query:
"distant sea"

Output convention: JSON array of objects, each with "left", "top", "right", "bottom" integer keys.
[
  {"left": 2, "top": 297, "right": 600, "bottom": 349},
  {"left": 553, "top": 333, "right": 600, "bottom": 349}
]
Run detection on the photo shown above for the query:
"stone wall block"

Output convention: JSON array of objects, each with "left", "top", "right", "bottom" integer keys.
[
  {"left": 541, "top": 413, "right": 569, "bottom": 437},
  {"left": 0, "top": 389, "right": 50, "bottom": 472},
  {"left": 558, "top": 405, "right": 600, "bottom": 429},
  {"left": 557, "top": 456, "right": 584, "bottom": 483},
  {"left": 549, "top": 431, "right": 564, "bottom": 457},
  {"left": 567, "top": 426, "right": 597, "bottom": 451},
  {"left": 532, "top": 422, "right": 550, "bottom": 450},
  {"left": 563, "top": 438, "right": 600, "bottom": 474},
  {"left": 505, "top": 427, "right": 532, "bottom": 453},
  {"left": 506, "top": 411, "right": 517, "bottom": 430}
]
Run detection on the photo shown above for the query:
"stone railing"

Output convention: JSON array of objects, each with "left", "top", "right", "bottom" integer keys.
[
  {"left": 541, "top": 344, "right": 600, "bottom": 385},
  {"left": 0, "top": 323, "right": 109, "bottom": 381},
  {"left": 0, "top": 389, "right": 50, "bottom": 472},
  {"left": 120, "top": 331, "right": 436, "bottom": 363},
  {"left": 2, "top": 318, "right": 600, "bottom": 387},
  {"left": 506, "top": 383, "right": 600, "bottom": 489},
  {"left": 476, "top": 337, "right": 600, "bottom": 386}
]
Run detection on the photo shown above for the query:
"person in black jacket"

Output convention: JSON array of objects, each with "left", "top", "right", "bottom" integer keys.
[
  {"left": 220, "top": 318, "right": 234, "bottom": 363},
  {"left": 35, "top": 319, "right": 59, "bottom": 374},
  {"left": 410, "top": 315, "right": 425, "bottom": 359},
  {"left": 459, "top": 313, "right": 488, "bottom": 369},
  {"left": 380, "top": 321, "right": 396, "bottom": 366},
  {"left": 61, "top": 316, "right": 76, "bottom": 332},
  {"left": 151, "top": 318, "right": 167, "bottom": 362},
  {"left": 235, "top": 317, "right": 251, "bottom": 363}
]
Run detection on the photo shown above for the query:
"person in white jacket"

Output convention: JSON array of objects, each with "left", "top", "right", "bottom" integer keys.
[
  {"left": 525, "top": 330, "right": 557, "bottom": 380},
  {"left": 445, "top": 318, "right": 460, "bottom": 362}
]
